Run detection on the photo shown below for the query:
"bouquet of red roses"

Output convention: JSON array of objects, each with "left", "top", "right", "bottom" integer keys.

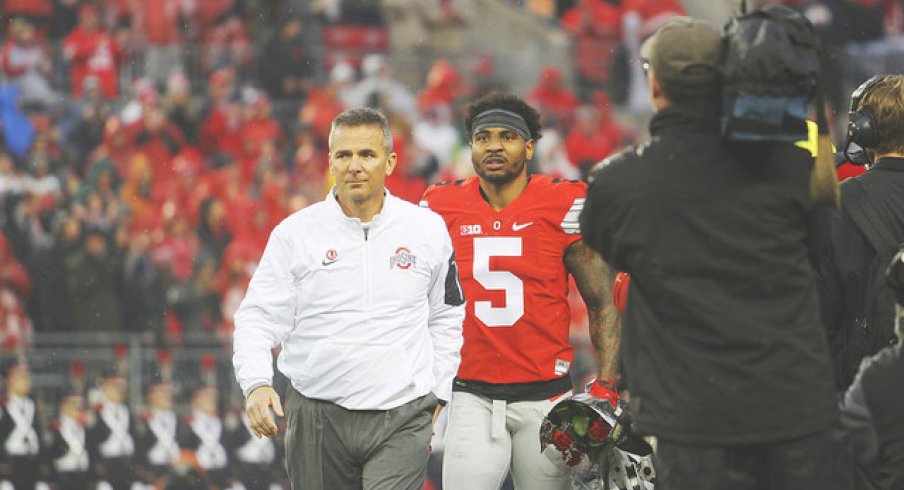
[{"left": 539, "top": 393, "right": 620, "bottom": 468}]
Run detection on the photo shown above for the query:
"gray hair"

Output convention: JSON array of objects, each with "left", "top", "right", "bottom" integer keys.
[{"left": 329, "top": 107, "right": 393, "bottom": 153}]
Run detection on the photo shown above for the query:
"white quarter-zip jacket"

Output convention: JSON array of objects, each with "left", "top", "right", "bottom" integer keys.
[{"left": 233, "top": 190, "right": 465, "bottom": 410}]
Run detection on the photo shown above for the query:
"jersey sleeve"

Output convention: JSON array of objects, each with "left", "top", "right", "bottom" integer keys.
[
  {"left": 555, "top": 179, "right": 587, "bottom": 248},
  {"left": 420, "top": 183, "right": 440, "bottom": 212},
  {"left": 420, "top": 182, "right": 461, "bottom": 226}
]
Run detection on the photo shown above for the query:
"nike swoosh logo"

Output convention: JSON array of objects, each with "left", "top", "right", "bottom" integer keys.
[
  {"left": 512, "top": 222, "right": 534, "bottom": 231},
  {"left": 322, "top": 259, "right": 338, "bottom": 266}
]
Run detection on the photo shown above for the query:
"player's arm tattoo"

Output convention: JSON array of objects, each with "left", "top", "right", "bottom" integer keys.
[{"left": 564, "top": 239, "right": 620, "bottom": 380}]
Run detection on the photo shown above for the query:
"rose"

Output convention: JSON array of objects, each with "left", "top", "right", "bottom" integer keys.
[
  {"left": 588, "top": 419, "right": 611, "bottom": 442},
  {"left": 552, "top": 430, "right": 574, "bottom": 451},
  {"left": 564, "top": 450, "right": 583, "bottom": 467}
]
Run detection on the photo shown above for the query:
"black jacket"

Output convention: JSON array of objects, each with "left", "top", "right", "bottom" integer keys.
[
  {"left": 813, "top": 158, "right": 904, "bottom": 389},
  {"left": 841, "top": 342, "right": 904, "bottom": 490},
  {"left": 580, "top": 104, "right": 837, "bottom": 444}
]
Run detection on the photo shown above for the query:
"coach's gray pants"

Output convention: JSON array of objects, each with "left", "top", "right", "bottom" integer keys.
[{"left": 284, "top": 387, "right": 436, "bottom": 490}]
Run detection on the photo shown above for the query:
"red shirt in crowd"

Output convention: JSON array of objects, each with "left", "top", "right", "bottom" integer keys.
[
  {"left": 63, "top": 25, "right": 123, "bottom": 100},
  {"left": 527, "top": 66, "right": 580, "bottom": 126},
  {"left": 133, "top": 0, "right": 183, "bottom": 45},
  {"left": 0, "top": 232, "right": 32, "bottom": 349},
  {"left": 200, "top": 101, "right": 243, "bottom": 158},
  {"left": 560, "top": 0, "right": 622, "bottom": 85}
]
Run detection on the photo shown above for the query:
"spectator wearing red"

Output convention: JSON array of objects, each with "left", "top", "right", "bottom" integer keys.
[
  {"left": 560, "top": 0, "right": 622, "bottom": 96},
  {"left": 622, "top": 0, "right": 684, "bottom": 27},
  {"left": 286, "top": 124, "right": 329, "bottom": 203},
  {"left": 233, "top": 204, "right": 274, "bottom": 263},
  {"left": 88, "top": 116, "right": 135, "bottom": 181},
  {"left": 213, "top": 238, "right": 257, "bottom": 339},
  {"left": 467, "top": 52, "right": 509, "bottom": 99},
  {"left": 0, "top": 232, "right": 33, "bottom": 349},
  {"left": 200, "top": 68, "right": 243, "bottom": 158},
  {"left": 151, "top": 214, "right": 198, "bottom": 285},
  {"left": 384, "top": 113, "right": 427, "bottom": 204},
  {"left": 526, "top": 65, "right": 580, "bottom": 127},
  {"left": 129, "top": 103, "right": 186, "bottom": 189},
  {"left": 255, "top": 155, "right": 291, "bottom": 230},
  {"left": 590, "top": 89, "right": 632, "bottom": 153},
  {"left": 193, "top": 0, "right": 236, "bottom": 35},
  {"left": 297, "top": 63, "right": 351, "bottom": 145},
  {"left": 565, "top": 105, "right": 618, "bottom": 181},
  {"left": 63, "top": 4, "right": 124, "bottom": 101},
  {"left": 165, "top": 147, "right": 205, "bottom": 224},
  {"left": 416, "top": 58, "right": 461, "bottom": 112},
  {"left": 238, "top": 92, "right": 282, "bottom": 181},
  {"left": 0, "top": 18, "right": 53, "bottom": 108},
  {"left": 211, "top": 162, "right": 255, "bottom": 242}
]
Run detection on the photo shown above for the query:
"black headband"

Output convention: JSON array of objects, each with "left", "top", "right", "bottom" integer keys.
[{"left": 471, "top": 109, "right": 531, "bottom": 140}]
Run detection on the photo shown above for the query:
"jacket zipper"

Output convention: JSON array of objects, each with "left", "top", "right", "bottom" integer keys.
[{"left": 363, "top": 226, "right": 370, "bottom": 308}]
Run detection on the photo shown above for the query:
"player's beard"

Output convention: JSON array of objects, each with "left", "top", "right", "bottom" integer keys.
[{"left": 473, "top": 155, "right": 527, "bottom": 185}]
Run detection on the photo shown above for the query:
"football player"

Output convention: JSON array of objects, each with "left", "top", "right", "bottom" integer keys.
[{"left": 421, "top": 92, "right": 620, "bottom": 490}]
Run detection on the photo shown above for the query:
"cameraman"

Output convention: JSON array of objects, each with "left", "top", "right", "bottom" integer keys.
[
  {"left": 813, "top": 75, "right": 904, "bottom": 390},
  {"left": 579, "top": 17, "right": 839, "bottom": 490}
]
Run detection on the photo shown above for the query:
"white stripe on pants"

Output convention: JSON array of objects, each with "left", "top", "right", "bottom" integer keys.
[{"left": 442, "top": 391, "right": 572, "bottom": 490}]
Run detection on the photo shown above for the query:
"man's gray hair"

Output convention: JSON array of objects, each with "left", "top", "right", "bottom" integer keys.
[{"left": 329, "top": 107, "right": 394, "bottom": 153}]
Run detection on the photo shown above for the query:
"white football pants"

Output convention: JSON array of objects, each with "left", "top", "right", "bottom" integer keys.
[{"left": 442, "top": 391, "right": 571, "bottom": 490}]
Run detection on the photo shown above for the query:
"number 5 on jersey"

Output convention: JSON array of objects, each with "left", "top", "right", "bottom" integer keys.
[{"left": 473, "top": 237, "right": 524, "bottom": 327}]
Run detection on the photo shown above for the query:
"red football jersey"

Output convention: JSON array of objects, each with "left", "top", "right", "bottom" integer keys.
[{"left": 421, "top": 175, "right": 586, "bottom": 384}]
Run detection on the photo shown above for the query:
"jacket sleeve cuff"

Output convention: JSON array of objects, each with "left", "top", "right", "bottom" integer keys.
[{"left": 242, "top": 381, "right": 272, "bottom": 398}]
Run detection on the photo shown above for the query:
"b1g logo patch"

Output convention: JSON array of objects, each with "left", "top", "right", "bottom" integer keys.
[
  {"left": 390, "top": 247, "right": 417, "bottom": 270},
  {"left": 460, "top": 224, "right": 482, "bottom": 236}
]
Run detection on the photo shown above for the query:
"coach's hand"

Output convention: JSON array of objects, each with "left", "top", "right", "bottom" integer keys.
[{"left": 246, "top": 386, "right": 284, "bottom": 438}]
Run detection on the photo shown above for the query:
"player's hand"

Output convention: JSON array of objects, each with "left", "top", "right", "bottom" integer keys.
[
  {"left": 245, "top": 386, "right": 284, "bottom": 438},
  {"left": 586, "top": 378, "right": 619, "bottom": 408}
]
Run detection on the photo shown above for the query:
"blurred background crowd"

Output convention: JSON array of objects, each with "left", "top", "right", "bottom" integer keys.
[{"left": 1, "top": 0, "right": 904, "bottom": 488}]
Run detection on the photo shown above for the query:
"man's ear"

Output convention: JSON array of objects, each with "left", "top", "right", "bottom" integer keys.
[
  {"left": 650, "top": 72, "right": 663, "bottom": 101},
  {"left": 385, "top": 152, "right": 397, "bottom": 176}
]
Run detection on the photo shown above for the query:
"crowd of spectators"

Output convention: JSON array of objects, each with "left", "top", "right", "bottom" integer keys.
[
  {"left": 0, "top": 0, "right": 640, "bottom": 354},
  {"left": 3, "top": 0, "right": 904, "bottom": 350}
]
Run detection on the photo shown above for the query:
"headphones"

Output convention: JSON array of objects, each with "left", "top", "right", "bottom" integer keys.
[{"left": 844, "top": 75, "right": 887, "bottom": 165}]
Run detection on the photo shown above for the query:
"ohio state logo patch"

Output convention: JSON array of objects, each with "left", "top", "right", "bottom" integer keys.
[{"left": 390, "top": 247, "right": 417, "bottom": 270}]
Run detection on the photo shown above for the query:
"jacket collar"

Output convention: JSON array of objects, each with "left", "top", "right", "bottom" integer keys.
[
  {"left": 327, "top": 187, "right": 394, "bottom": 227},
  {"left": 649, "top": 102, "right": 720, "bottom": 137},
  {"left": 871, "top": 157, "right": 904, "bottom": 172}
]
